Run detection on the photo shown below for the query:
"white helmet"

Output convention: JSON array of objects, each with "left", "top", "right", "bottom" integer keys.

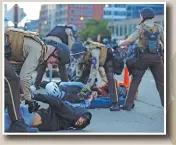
[{"left": 45, "top": 82, "right": 61, "bottom": 97}]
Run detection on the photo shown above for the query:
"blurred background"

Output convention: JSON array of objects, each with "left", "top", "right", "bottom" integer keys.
[{"left": 4, "top": 3, "right": 164, "bottom": 43}]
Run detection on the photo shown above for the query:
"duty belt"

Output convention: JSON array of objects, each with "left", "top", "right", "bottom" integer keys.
[{"left": 138, "top": 48, "right": 160, "bottom": 54}]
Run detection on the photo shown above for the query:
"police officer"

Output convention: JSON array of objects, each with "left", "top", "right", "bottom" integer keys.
[
  {"left": 70, "top": 41, "right": 124, "bottom": 111},
  {"left": 5, "top": 58, "right": 39, "bottom": 132},
  {"left": 31, "top": 24, "right": 78, "bottom": 92},
  {"left": 118, "top": 7, "right": 164, "bottom": 111},
  {"left": 33, "top": 42, "right": 71, "bottom": 90}
]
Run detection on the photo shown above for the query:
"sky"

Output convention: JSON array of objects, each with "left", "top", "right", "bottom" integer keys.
[
  {"left": 6, "top": 3, "right": 42, "bottom": 20},
  {"left": 5, "top": 3, "right": 42, "bottom": 26}
]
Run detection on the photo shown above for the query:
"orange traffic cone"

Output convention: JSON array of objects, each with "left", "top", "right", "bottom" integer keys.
[{"left": 123, "top": 67, "right": 130, "bottom": 88}]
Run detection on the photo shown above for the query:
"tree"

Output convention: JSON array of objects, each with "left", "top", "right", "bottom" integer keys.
[{"left": 79, "top": 19, "right": 111, "bottom": 42}]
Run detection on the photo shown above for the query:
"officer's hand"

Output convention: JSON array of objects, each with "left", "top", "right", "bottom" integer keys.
[
  {"left": 77, "top": 91, "right": 88, "bottom": 101},
  {"left": 33, "top": 93, "right": 46, "bottom": 102},
  {"left": 25, "top": 99, "right": 41, "bottom": 113}
]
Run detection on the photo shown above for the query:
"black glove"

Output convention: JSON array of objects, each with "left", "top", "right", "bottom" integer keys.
[
  {"left": 77, "top": 92, "right": 88, "bottom": 101},
  {"left": 77, "top": 88, "right": 91, "bottom": 101},
  {"left": 25, "top": 99, "right": 41, "bottom": 113},
  {"left": 33, "top": 93, "right": 47, "bottom": 103}
]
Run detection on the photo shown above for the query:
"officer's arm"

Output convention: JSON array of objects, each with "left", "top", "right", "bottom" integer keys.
[
  {"left": 58, "top": 64, "right": 69, "bottom": 82},
  {"left": 119, "top": 26, "right": 141, "bottom": 47},
  {"left": 20, "top": 46, "right": 43, "bottom": 101},
  {"left": 34, "top": 94, "right": 78, "bottom": 121},
  {"left": 34, "top": 63, "right": 47, "bottom": 89},
  {"left": 83, "top": 49, "right": 100, "bottom": 90}
]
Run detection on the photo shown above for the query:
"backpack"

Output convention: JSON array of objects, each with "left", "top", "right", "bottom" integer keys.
[
  {"left": 5, "top": 28, "right": 47, "bottom": 63},
  {"left": 141, "top": 23, "right": 161, "bottom": 53},
  {"left": 84, "top": 41, "right": 107, "bottom": 66}
]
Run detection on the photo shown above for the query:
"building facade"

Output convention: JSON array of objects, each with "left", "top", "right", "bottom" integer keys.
[
  {"left": 38, "top": 4, "right": 51, "bottom": 35},
  {"left": 103, "top": 4, "right": 164, "bottom": 21},
  {"left": 24, "top": 20, "right": 39, "bottom": 32},
  {"left": 38, "top": 4, "right": 164, "bottom": 37},
  {"left": 38, "top": 4, "right": 104, "bottom": 35},
  {"left": 107, "top": 14, "right": 164, "bottom": 40}
]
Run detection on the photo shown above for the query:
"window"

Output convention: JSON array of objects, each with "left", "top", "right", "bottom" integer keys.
[
  {"left": 120, "top": 25, "right": 123, "bottom": 36},
  {"left": 87, "top": 9, "right": 92, "bottom": 15},
  {"left": 70, "top": 18, "right": 74, "bottom": 22},
  {"left": 87, "top": 4, "right": 92, "bottom": 7},
  {"left": 71, "top": 9, "right": 74, "bottom": 14},
  {"left": 116, "top": 27, "right": 119, "bottom": 36},
  {"left": 124, "top": 24, "right": 127, "bottom": 34},
  {"left": 129, "top": 24, "right": 132, "bottom": 34}
]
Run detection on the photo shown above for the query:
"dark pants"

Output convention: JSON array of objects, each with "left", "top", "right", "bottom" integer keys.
[
  {"left": 5, "top": 58, "right": 22, "bottom": 122},
  {"left": 104, "top": 60, "right": 118, "bottom": 103},
  {"left": 125, "top": 53, "right": 164, "bottom": 108}
]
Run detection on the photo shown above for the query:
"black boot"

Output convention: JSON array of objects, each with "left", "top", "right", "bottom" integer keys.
[
  {"left": 110, "top": 103, "right": 120, "bottom": 111},
  {"left": 122, "top": 103, "right": 135, "bottom": 111},
  {"left": 8, "top": 119, "right": 39, "bottom": 132}
]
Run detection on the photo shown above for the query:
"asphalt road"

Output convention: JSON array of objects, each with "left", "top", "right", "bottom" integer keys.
[{"left": 32, "top": 70, "right": 164, "bottom": 134}]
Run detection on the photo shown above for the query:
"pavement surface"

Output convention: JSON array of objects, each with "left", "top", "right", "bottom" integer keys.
[{"left": 32, "top": 70, "right": 164, "bottom": 134}]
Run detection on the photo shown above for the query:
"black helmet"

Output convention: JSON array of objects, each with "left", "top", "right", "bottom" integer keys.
[
  {"left": 111, "top": 38, "right": 116, "bottom": 44},
  {"left": 53, "top": 42, "right": 70, "bottom": 65},
  {"left": 70, "top": 41, "right": 86, "bottom": 55},
  {"left": 65, "top": 24, "right": 79, "bottom": 41},
  {"left": 103, "top": 38, "right": 109, "bottom": 45},
  {"left": 140, "top": 7, "right": 155, "bottom": 19}
]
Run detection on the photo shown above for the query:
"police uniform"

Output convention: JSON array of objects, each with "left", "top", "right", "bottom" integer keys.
[
  {"left": 5, "top": 28, "right": 46, "bottom": 101},
  {"left": 120, "top": 11, "right": 164, "bottom": 110},
  {"left": 5, "top": 58, "right": 39, "bottom": 132},
  {"left": 71, "top": 41, "right": 124, "bottom": 111},
  {"left": 34, "top": 25, "right": 77, "bottom": 89}
]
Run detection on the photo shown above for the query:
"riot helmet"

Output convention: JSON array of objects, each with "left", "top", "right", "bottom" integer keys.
[
  {"left": 140, "top": 7, "right": 155, "bottom": 20},
  {"left": 70, "top": 41, "right": 86, "bottom": 59}
]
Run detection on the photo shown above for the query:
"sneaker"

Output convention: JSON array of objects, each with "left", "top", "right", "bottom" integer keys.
[{"left": 8, "top": 119, "right": 39, "bottom": 132}]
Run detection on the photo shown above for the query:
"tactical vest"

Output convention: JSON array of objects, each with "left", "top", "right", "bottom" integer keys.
[
  {"left": 46, "top": 26, "right": 68, "bottom": 45},
  {"left": 5, "top": 28, "right": 47, "bottom": 64},
  {"left": 84, "top": 41, "right": 107, "bottom": 66},
  {"left": 75, "top": 41, "right": 107, "bottom": 83},
  {"left": 137, "top": 23, "right": 162, "bottom": 53}
]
